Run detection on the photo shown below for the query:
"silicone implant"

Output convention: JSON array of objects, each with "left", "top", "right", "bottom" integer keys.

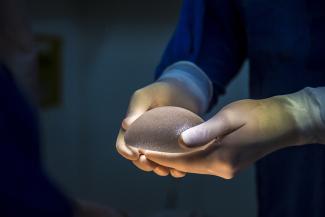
[{"left": 124, "top": 106, "right": 205, "bottom": 153}]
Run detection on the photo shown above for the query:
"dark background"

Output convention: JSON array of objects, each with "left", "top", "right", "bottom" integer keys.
[{"left": 30, "top": 0, "right": 255, "bottom": 216}]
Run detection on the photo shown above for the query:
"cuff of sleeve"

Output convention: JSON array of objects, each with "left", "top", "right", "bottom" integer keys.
[
  {"left": 158, "top": 61, "right": 213, "bottom": 114},
  {"left": 287, "top": 87, "right": 325, "bottom": 144},
  {"left": 304, "top": 87, "right": 325, "bottom": 144}
]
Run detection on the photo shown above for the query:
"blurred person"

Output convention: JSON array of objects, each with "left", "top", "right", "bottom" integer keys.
[
  {"left": 116, "top": 0, "right": 325, "bottom": 217},
  {"left": 0, "top": 0, "right": 125, "bottom": 216}
]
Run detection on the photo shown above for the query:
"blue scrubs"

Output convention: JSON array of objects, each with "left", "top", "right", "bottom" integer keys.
[
  {"left": 0, "top": 64, "right": 73, "bottom": 216},
  {"left": 156, "top": 0, "right": 325, "bottom": 216}
]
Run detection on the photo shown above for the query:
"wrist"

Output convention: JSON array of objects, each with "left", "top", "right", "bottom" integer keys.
[
  {"left": 158, "top": 61, "right": 213, "bottom": 114},
  {"left": 276, "top": 88, "right": 324, "bottom": 145},
  {"left": 302, "top": 88, "right": 325, "bottom": 144},
  {"left": 158, "top": 78, "right": 202, "bottom": 114}
]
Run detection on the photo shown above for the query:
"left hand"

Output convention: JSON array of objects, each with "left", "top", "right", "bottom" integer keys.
[
  {"left": 142, "top": 96, "right": 310, "bottom": 179},
  {"left": 116, "top": 79, "right": 201, "bottom": 178}
]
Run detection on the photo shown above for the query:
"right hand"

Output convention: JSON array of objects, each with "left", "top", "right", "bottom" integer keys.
[{"left": 116, "top": 79, "right": 200, "bottom": 178}]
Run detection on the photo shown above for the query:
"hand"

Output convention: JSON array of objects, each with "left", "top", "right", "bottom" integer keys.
[
  {"left": 142, "top": 96, "right": 310, "bottom": 179},
  {"left": 116, "top": 79, "right": 200, "bottom": 177},
  {"left": 73, "top": 200, "right": 127, "bottom": 217}
]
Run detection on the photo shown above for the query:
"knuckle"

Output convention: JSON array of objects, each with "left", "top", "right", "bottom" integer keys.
[
  {"left": 133, "top": 88, "right": 145, "bottom": 98},
  {"left": 219, "top": 110, "right": 233, "bottom": 125},
  {"left": 131, "top": 88, "right": 151, "bottom": 104},
  {"left": 132, "top": 90, "right": 141, "bottom": 99}
]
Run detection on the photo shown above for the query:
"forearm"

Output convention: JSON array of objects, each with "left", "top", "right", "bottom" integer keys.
[{"left": 155, "top": 0, "right": 247, "bottom": 110}]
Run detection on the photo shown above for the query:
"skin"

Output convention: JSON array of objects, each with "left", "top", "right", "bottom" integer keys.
[
  {"left": 116, "top": 79, "right": 201, "bottom": 177},
  {"left": 143, "top": 97, "right": 309, "bottom": 179},
  {"left": 117, "top": 85, "right": 311, "bottom": 179}
]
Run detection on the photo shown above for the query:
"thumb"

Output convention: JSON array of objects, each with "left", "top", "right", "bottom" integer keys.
[{"left": 180, "top": 112, "right": 235, "bottom": 147}]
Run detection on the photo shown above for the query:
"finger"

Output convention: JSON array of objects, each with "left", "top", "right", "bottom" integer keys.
[
  {"left": 132, "top": 155, "right": 159, "bottom": 172},
  {"left": 144, "top": 145, "right": 235, "bottom": 178},
  {"left": 170, "top": 169, "right": 186, "bottom": 178},
  {"left": 143, "top": 148, "right": 216, "bottom": 175},
  {"left": 181, "top": 110, "right": 242, "bottom": 147},
  {"left": 144, "top": 150, "right": 190, "bottom": 173},
  {"left": 122, "top": 91, "right": 152, "bottom": 130},
  {"left": 116, "top": 130, "right": 139, "bottom": 161},
  {"left": 153, "top": 166, "right": 170, "bottom": 176}
]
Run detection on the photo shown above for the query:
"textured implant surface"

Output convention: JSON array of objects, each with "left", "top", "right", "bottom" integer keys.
[{"left": 125, "top": 106, "right": 204, "bottom": 153}]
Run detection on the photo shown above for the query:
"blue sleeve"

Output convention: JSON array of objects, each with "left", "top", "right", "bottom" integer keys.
[{"left": 155, "top": 0, "right": 247, "bottom": 107}]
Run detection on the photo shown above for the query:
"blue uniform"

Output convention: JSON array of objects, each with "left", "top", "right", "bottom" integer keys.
[
  {"left": 0, "top": 64, "right": 72, "bottom": 217},
  {"left": 156, "top": 0, "right": 325, "bottom": 216}
]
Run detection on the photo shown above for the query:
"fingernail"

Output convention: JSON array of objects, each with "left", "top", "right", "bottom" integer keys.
[
  {"left": 179, "top": 132, "right": 195, "bottom": 147},
  {"left": 180, "top": 129, "right": 214, "bottom": 148},
  {"left": 180, "top": 130, "right": 194, "bottom": 146}
]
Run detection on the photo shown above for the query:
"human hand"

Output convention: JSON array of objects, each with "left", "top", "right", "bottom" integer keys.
[
  {"left": 73, "top": 200, "right": 127, "bottom": 217},
  {"left": 142, "top": 94, "right": 315, "bottom": 179},
  {"left": 116, "top": 79, "right": 201, "bottom": 177}
]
